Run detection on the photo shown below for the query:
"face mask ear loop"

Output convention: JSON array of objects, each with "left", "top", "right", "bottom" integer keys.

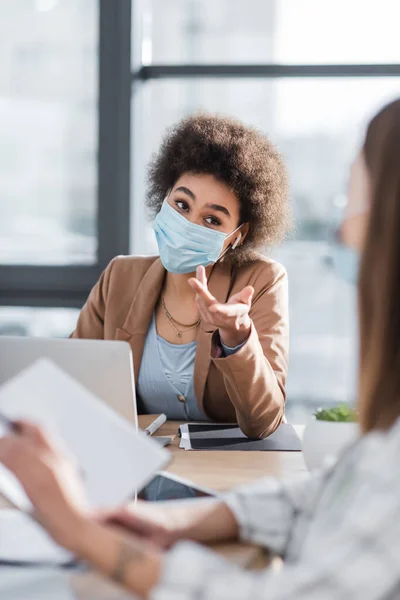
[
  {"left": 231, "top": 232, "right": 242, "bottom": 250},
  {"left": 215, "top": 226, "right": 243, "bottom": 264}
]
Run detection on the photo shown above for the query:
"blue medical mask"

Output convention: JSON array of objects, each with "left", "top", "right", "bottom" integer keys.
[
  {"left": 331, "top": 244, "right": 360, "bottom": 285},
  {"left": 152, "top": 200, "right": 242, "bottom": 274}
]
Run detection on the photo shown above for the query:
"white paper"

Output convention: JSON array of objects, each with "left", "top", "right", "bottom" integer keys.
[
  {"left": 179, "top": 424, "right": 192, "bottom": 450},
  {"left": 0, "top": 359, "right": 170, "bottom": 510},
  {"left": 0, "top": 509, "right": 72, "bottom": 564},
  {"left": 0, "top": 567, "right": 74, "bottom": 600}
]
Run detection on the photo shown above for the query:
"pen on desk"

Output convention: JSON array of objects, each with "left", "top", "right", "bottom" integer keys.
[{"left": 144, "top": 413, "right": 167, "bottom": 436}]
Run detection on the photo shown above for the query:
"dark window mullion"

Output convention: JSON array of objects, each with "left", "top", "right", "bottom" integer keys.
[
  {"left": 97, "top": 0, "right": 132, "bottom": 269},
  {"left": 134, "top": 63, "right": 400, "bottom": 80}
]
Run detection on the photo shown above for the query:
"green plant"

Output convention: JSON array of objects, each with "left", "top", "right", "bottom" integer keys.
[{"left": 314, "top": 403, "right": 358, "bottom": 423}]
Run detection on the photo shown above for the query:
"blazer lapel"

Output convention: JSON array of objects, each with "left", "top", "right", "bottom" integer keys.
[
  {"left": 116, "top": 259, "right": 165, "bottom": 385},
  {"left": 194, "top": 261, "right": 234, "bottom": 411},
  {"left": 114, "top": 256, "right": 234, "bottom": 409}
]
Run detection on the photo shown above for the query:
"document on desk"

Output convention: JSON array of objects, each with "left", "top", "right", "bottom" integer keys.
[
  {"left": 0, "top": 358, "right": 170, "bottom": 511},
  {"left": 179, "top": 423, "right": 302, "bottom": 451}
]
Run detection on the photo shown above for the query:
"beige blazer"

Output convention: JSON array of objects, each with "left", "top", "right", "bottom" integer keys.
[{"left": 71, "top": 255, "right": 289, "bottom": 438}]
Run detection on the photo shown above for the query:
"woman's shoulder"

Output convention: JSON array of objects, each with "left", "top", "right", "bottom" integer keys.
[
  {"left": 352, "top": 418, "right": 400, "bottom": 488},
  {"left": 103, "top": 255, "right": 161, "bottom": 299},
  {"left": 233, "top": 252, "right": 287, "bottom": 291},
  {"left": 376, "top": 417, "right": 400, "bottom": 460},
  {"left": 108, "top": 254, "right": 160, "bottom": 278}
]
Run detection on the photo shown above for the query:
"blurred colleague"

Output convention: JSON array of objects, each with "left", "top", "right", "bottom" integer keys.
[
  {"left": 1, "top": 99, "right": 400, "bottom": 599},
  {"left": 71, "top": 114, "right": 291, "bottom": 438}
]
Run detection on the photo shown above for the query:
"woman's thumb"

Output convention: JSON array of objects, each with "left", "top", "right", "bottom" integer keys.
[{"left": 241, "top": 286, "right": 254, "bottom": 305}]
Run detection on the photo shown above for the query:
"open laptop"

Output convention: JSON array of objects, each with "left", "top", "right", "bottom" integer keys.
[{"left": 0, "top": 336, "right": 137, "bottom": 426}]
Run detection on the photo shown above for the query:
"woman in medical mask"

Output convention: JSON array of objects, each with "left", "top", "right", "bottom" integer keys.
[{"left": 71, "top": 114, "right": 291, "bottom": 439}]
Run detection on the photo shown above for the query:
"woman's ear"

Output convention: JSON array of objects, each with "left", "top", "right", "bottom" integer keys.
[
  {"left": 232, "top": 232, "right": 241, "bottom": 249},
  {"left": 236, "top": 223, "right": 249, "bottom": 246}
]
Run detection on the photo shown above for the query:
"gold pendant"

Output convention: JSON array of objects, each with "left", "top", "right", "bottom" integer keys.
[{"left": 177, "top": 332, "right": 182, "bottom": 338}]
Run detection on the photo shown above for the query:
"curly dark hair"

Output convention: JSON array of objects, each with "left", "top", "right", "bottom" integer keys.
[{"left": 146, "top": 113, "right": 291, "bottom": 265}]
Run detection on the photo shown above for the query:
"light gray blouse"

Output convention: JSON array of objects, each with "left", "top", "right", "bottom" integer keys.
[
  {"left": 137, "top": 314, "right": 242, "bottom": 420},
  {"left": 137, "top": 315, "right": 207, "bottom": 420}
]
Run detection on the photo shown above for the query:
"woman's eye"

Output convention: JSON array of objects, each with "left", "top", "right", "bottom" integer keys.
[
  {"left": 175, "top": 200, "right": 189, "bottom": 212},
  {"left": 204, "top": 216, "right": 221, "bottom": 227}
]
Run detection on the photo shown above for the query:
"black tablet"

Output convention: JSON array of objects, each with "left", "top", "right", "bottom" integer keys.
[{"left": 139, "top": 472, "right": 215, "bottom": 502}]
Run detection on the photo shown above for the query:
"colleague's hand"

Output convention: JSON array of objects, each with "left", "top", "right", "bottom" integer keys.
[
  {"left": 98, "top": 500, "right": 189, "bottom": 549},
  {"left": 189, "top": 265, "right": 254, "bottom": 348},
  {"left": 0, "top": 421, "right": 89, "bottom": 552},
  {"left": 98, "top": 497, "right": 238, "bottom": 549}
]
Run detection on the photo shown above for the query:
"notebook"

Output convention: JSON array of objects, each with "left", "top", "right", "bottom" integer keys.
[{"left": 179, "top": 423, "right": 302, "bottom": 451}]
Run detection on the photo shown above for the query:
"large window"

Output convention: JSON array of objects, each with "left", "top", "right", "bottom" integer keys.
[
  {"left": 144, "top": 0, "right": 400, "bottom": 65},
  {"left": 0, "top": 306, "right": 79, "bottom": 337},
  {"left": 131, "top": 0, "right": 400, "bottom": 417},
  {"left": 0, "top": 0, "right": 132, "bottom": 308},
  {"left": 0, "top": 0, "right": 98, "bottom": 266}
]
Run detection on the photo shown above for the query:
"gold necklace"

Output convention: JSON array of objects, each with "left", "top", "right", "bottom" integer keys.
[{"left": 161, "top": 297, "right": 201, "bottom": 338}]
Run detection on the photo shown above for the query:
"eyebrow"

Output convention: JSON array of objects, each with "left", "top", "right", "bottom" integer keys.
[
  {"left": 175, "top": 186, "right": 195, "bottom": 200},
  {"left": 175, "top": 186, "right": 231, "bottom": 218},
  {"left": 205, "top": 203, "right": 231, "bottom": 218}
]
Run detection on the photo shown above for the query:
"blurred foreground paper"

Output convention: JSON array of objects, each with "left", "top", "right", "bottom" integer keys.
[
  {"left": 0, "top": 567, "right": 74, "bottom": 600},
  {"left": 0, "top": 358, "right": 170, "bottom": 510},
  {"left": 0, "top": 509, "right": 72, "bottom": 565}
]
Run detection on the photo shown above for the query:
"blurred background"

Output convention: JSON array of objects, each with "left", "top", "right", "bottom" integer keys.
[{"left": 1, "top": 0, "right": 399, "bottom": 420}]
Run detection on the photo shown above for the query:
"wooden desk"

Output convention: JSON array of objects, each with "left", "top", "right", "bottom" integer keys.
[
  {"left": 140, "top": 415, "right": 306, "bottom": 492},
  {"left": 0, "top": 416, "right": 305, "bottom": 599}
]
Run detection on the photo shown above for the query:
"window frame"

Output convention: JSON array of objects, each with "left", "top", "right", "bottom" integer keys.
[{"left": 0, "top": 0, "right": 132, "bottom": 308}]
